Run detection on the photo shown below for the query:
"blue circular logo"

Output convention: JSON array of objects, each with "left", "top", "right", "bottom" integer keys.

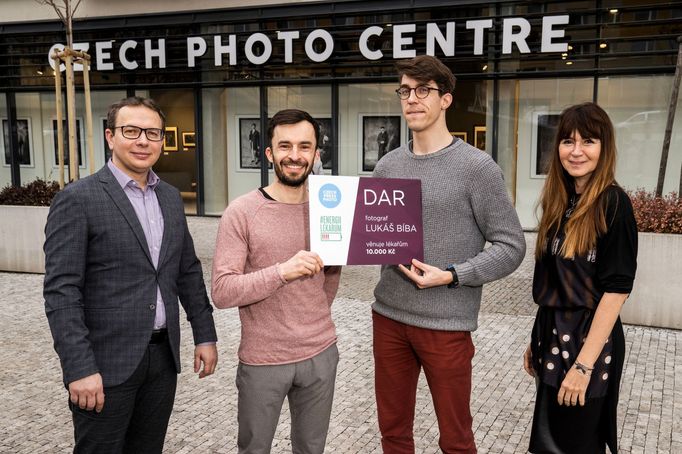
[{"left": 319, "top": 183, "right": 341, "bottom": 209}]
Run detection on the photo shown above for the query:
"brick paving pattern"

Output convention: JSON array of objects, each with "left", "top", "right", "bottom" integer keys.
[{"left": 0, "top": 216, "right": 679, "bottom": 453}]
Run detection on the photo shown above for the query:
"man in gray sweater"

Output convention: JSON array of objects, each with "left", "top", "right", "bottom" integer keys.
[{"left": 372, "top": 56, "right": 525, "bottom": 453}]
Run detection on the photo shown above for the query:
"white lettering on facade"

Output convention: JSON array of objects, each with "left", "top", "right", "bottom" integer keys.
[
  {"left": 214, "top": 35, "right": 237, "bottom": 66},
  {"left": 277, "top": 31, "right": 300, "bottom": 63},
  {"left": 187, "top": 37, "right": 207, "bottom": 67},
  {"left": 145, "top": 39, "right": 166, "bottom": 69},
  {"left": 503, "top": 18, "right": 531, "bottom": 54},
  {"left": 48, "top": 43, "right": 64, "bottom": 71},
  {"left": 47, "top": 16, "right": 570, "bottom": 70},
  {"left": 305, "top": 29, "right": 334, "bottom": 62},
  {"left": 120, "top": 40, "right": 138, "bottom": 70},
  {"left": 245, "top": 33, "right": 272, "bottom": 65},
  {"left": 393, "top": 24, "right": 416, "bottom": 59},
  {"left": 466, "top": 19, "right": 493, "bottom": 55},
  {"left": 49, "top": 43, "right": 90, "bottom": 71},
  {"left": 541, "top": 15, "right": 569, "bottom": 52},
  {"left": 359, "top": 26, "right": 384, "bottom": 60},
  {"left": 426, "top": 22, "right": 455, "bottom": 57},
  {"left": 72, "top": 43, "right": 90, "bottom": 71},
  {"left": 95, "top": 41, "right": 114, "bottom": 70}
]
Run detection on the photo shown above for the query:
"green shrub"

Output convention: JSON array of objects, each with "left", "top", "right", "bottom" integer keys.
[
  {"left": 0, "top": 179, "right": 60, "bottom": 206},
  {"left": 627, "top": 189, "right": 682, "bottom": 234}
]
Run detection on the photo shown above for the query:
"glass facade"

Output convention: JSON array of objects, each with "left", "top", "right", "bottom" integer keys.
[
  {"left": 599, "top": 75, "right": 682, "bottom": 195},
  {"left": 1, "top": 1, "right": 681, "bottom": 226},
  {"left": 1, "top": 90, "right": 126, "bottom": 186}
]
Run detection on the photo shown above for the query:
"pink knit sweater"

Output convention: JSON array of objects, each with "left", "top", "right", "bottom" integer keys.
[{"left": 211, "top": 189, "right": 341, "bottom": 365}]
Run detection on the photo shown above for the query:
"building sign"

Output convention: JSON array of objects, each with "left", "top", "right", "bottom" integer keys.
[{"left": 48, "top": 15, "right": 569, "bottom": 71}]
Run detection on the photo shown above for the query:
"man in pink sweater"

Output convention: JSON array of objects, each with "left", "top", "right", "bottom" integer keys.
[{"left": 212, "top": 109, "right": 341, "bottom": 454}]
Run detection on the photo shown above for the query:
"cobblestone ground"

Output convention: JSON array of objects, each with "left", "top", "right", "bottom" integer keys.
[{"left": 0, "top": 217, "right": 679, "bottom": 453}]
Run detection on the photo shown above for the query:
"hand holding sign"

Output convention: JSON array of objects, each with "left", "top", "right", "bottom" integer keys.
[
  {"left": 278, "top": 250, "right": 324, "bottom": 281},
  {"left": 398, "top": 259, "right": 452, "bottom": 289}
]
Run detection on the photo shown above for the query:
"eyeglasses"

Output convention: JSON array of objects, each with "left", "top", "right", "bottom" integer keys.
[
  {"left": 395, "top": 85, "right": 443, "bottom": 100},
  {"left": 114, "top": 125, "right": 165, "bottom": 142}
]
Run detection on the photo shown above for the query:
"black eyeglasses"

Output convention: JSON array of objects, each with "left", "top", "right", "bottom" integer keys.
[
  {"left": 395, "top": 85, "right": 443, "bottom": 100},
  {"left": 114, "top": 125, "right": 165, "bottom": 142}
]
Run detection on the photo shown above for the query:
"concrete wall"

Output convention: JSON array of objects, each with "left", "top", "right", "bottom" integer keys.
[
  {"left": 621, "top": 232, "right": 682, "bottom": 330},
  {"left": 0, "top": 206, "right": 48, "bottom": 273},
  {"left": 0, "top": 1, "right": 323, "bottom": 24}
]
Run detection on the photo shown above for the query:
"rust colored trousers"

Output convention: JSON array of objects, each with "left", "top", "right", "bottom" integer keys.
[{"left": 372, "top": 311, "right": 477, "bottom": 454}]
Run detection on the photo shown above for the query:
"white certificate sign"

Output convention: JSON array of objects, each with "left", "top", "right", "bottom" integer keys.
[{"left": 309, "top": 175, "right": 423, "bottom": 265}]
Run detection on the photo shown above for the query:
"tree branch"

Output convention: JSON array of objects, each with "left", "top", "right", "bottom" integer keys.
[{"left": 72, "top": 0, "right": 83, "bottom": 17}]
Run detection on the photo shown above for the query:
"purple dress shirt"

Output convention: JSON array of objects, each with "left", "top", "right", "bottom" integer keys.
[{"left": 107, "top": 160, "right": 167, "bottom": 329}]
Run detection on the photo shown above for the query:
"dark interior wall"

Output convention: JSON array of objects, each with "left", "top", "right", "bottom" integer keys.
[
  {"left": 446, "top": 80, "right": 487, "bottom": 148},
  {"left": 150, "top": 89, "right": 196, "bottom": 192}
]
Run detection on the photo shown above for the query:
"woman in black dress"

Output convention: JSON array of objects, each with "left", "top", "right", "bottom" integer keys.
[{"left": 524, "top": 102, "right": 638, "bottom": 453}]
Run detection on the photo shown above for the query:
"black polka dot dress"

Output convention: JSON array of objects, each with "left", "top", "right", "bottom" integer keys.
[{"left": 529, "top": 185, "right": 638, "bottom": 454}]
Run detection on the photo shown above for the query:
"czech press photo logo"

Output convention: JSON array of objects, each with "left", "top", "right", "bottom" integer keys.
[
  {"left": 319, "top": 183, "right": 341, "bottom": 208},
  {"left": 319, "top": 183, "right": 342, "bottom": 241}
]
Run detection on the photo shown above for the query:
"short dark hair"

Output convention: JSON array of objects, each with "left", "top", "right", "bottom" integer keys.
[
  {"left": 106, "top": 96, "right": 166, "bottom": 132},
  {"left": 395, "top": 55, "right": 456, "bottom": 94},
  {"left": 267, "top": 109, "right": 320, "bottom": 149}
]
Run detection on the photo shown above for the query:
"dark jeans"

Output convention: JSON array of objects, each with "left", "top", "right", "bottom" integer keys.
[{"left": 70, "top": 340, "right": 177, "bottom": 454}]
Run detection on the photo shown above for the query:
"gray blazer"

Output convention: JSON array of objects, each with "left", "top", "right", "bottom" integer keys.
[{"left": 44, "top": 166, "right": 217, "bottom": 388}]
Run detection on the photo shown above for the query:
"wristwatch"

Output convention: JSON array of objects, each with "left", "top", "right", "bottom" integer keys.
[{"left": 445, "top": 264, "right": 460, "bottom": 289}]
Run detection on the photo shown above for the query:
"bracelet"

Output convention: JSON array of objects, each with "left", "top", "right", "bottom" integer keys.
[{"left": 573, "top": 361, "right": 593, "bottom": 376}]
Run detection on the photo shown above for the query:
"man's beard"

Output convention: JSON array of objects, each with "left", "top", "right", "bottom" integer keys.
[{"left": 274, "top": 158, "right": 312, "bottom": 187}]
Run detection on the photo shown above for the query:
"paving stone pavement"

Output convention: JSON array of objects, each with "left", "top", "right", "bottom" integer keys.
[{"left": 0, "top": 216, "right": 680, "bottom": 453}]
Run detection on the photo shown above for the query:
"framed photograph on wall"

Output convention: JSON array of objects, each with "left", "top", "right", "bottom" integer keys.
[
  {"left": 237, "top": 117, "right": 262, "bottom": 170},
  {"left": 474, "top": 126, "right": 486, "bottom": 150},
  {"left": 101, "top": 118, "right": 112, "bottom": 162},
  {"left": 52, "top": 118, "right": 84, "bottom": 168},
  {"left": 317, "top": 117, "right": 333, "bottom": 170},
  {"left": 164, "top": 126, "right": 178, "bottom": 152},
  {"left": 2, "top": 118, "right": 33, "bottom": 167},
  {"left": 450, "top": 131, "right": 467, "bottom": 143},
  {"left": 360, "top": 114, "right": 401, "bottom": 172},
  {"left": 530, "top": 112, "right": 560, "bottom": 177},
  {"left": 182, "top": 131, "right": 196, "bottom": 149}
]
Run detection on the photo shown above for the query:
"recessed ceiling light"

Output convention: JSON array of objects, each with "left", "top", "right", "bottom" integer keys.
[{"left": 600, "top": 43, "right": 607, "bottom": 49}]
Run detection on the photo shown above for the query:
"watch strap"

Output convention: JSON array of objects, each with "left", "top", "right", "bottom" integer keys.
[{"left": 445, "top": 265, "right": 459, "bottom": 289}]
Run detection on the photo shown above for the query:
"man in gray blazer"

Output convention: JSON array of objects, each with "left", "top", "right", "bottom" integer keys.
[{"left": 44, "top": 96, "right": 218, "bottom": 454}]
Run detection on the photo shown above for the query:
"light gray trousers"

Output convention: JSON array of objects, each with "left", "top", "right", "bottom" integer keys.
[{"left": 236, "top": 343, "right": 339, "bottom": 454}]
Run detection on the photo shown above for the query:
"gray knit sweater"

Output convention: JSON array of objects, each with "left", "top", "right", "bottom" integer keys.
[{"left": 372, "top": 139, "right": 526, "bottom": 331}]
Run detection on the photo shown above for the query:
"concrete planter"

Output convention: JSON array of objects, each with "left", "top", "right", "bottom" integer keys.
[
  {"left": 0, "top": 205, "right": 49, "bottom": 273},
  {"left": 621, "top": 232, "right": 682, "bottom": 330}
]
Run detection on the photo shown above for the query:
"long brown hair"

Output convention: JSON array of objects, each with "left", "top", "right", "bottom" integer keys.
[{"left": 536, "top": 102, "right": 617, "bottom": 259}]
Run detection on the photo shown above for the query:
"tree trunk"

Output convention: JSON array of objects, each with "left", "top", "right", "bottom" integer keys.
[{"left": 656, "top": 36, "right": 682, "bottom": 197}]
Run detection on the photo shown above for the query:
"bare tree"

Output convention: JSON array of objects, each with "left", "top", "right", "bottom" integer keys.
[
  {"left": 656, "top": 36, "right": 682, "bottom": 197},
  {"left": 35, "top": 0, "right": 83, "bottom": 48},
  {"left": 37, "top": 0, "right": 92, "bottom": 185}
]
